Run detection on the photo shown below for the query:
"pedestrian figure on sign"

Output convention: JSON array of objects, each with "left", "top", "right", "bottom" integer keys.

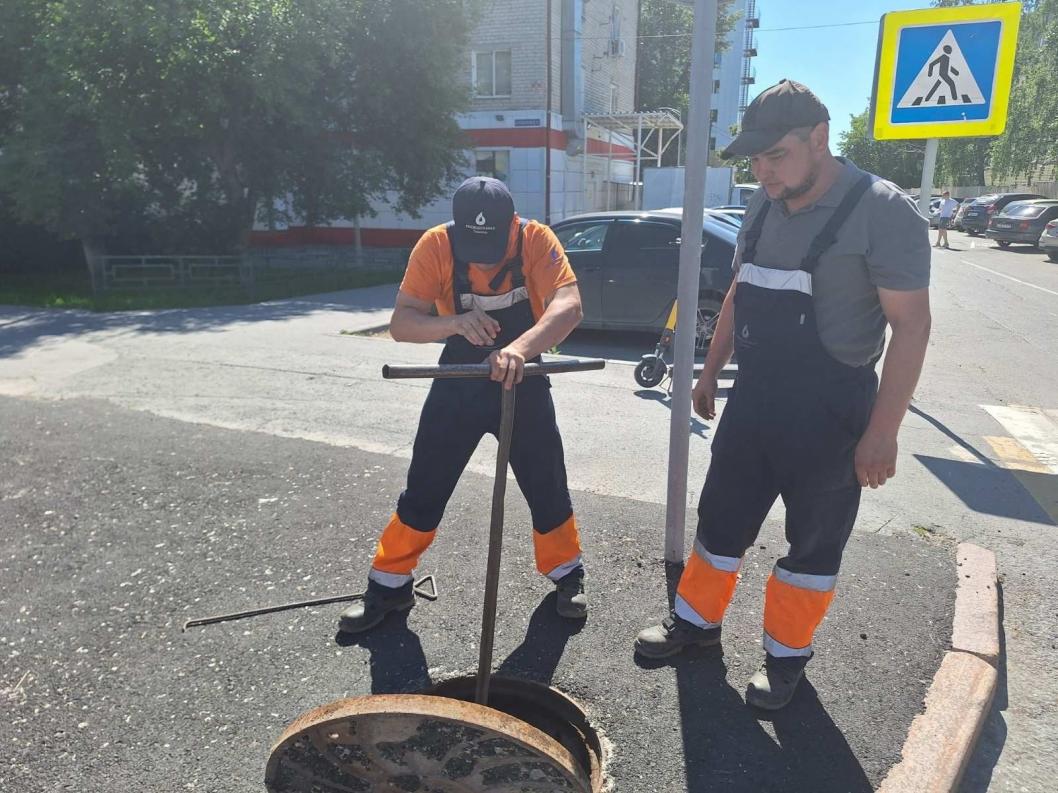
[{"left": 925, "top": 45, "right": 959, "bottom": 104}]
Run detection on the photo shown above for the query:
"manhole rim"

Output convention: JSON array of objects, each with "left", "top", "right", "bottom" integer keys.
[{"left": 265, "top": 692, "right": 593, "bottom": 792}]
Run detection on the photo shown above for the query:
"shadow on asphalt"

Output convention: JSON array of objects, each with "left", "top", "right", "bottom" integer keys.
[
  {"left": 0, "top": 286, "right": 397, "bottom": 358},
  {"left": 959, "top": 582, "right": 1009, "bottom": 793},
  {"left": 628, "top": 563, "right": 872, "bottom": 792},
  {"left": 633, "top": 389, "right": 714, "bottom": 439},
  {"left": 496, "top": 592, "right": 584, "bottom": 684},
  {"left": 334, "top": 611, "right": 432, "bottom": 695},
  {"left": 909, "top": 405, "right": 1056, "bottom": 526}
]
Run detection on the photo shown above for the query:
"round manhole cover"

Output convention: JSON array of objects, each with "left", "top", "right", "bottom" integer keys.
[{"left": 265, "top": 693, "right": 593, "bottom": 792}]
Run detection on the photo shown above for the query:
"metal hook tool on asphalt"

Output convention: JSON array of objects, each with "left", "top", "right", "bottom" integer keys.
[
  {"left": 182, "top": 575, "right": 438, "bottom": 632},
  {"left": 383, "top": 357, "right": 605, "bottom": 705}
]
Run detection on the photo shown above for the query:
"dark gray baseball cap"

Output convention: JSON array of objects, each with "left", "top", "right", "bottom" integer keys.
[
  {"left": 450, "top": 177, "right": 515, "bottom": 264},
  {"left": 721, "top": 79, "right": 830, "bottom": 159}
]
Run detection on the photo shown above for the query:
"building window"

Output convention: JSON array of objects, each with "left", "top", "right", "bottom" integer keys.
[
  {"left": 475, "top": 150, "right": 510, "bottom": 183},
  {"left": 714, "top": 52, "right": 723, "bottom": 68},
  {"left": 714, "top": 79, "right": 721, "bottom": 94},
  {"left": 710, "top": 109, "right": 718, "bottom": 123},
  {"left": 709, "top": 136, "right": 716, "bottom": 152},
  {"left": 610, "top": 84, "right": 619, "bottom": 112},
  {"left": 472, "top": 50, "right": 512, "bottom": 97}
]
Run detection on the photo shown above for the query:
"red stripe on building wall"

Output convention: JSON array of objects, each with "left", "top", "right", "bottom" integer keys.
[{"left": 465, "top": 128, "right": 634, "bottom": 157}]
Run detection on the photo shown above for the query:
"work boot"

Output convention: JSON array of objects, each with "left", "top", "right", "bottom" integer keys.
[
  {"left": 745, "top": 653, "right": 811, "bottom": 710},
  {"left": 555, "top": 568, "right": 588, "bottom": 619},
  {"left": 337, "top": 580, "right": 415, "bottom": 634},
  {"left": 634, "top": 614, "right": 722, "bottom": 659}
]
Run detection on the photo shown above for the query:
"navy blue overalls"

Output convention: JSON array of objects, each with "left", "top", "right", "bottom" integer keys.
[
  {"left": 674, "top": 175, "right": 877, "bottom": 659},
  {"left": 367, "top": 222, "right": 583, "bottom": 589}
]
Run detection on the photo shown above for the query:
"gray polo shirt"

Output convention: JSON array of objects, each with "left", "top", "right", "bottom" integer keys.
[{"left": 735, "top": 158, "right": 930, "bottom": 367}]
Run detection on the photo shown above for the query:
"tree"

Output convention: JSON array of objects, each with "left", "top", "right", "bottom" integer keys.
[
  {"left": 0, "top": 0, "right": 472, "bottom": 262},
  {"left": 988, "top": 0, "right": 1058, "bottom": 181},
  {"left": 637, "top": 0, "right": 738, "bottom": 165},
  {"left": 930, "top": 0, "right": 1057, "bottom": 184},
  {"left": 839, "top": 109, "right": 926, "bottom": 188}
]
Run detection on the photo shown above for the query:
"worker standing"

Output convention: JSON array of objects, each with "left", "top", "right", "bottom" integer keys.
[
  {"left": 339, "top": 177, "right": 588, "bottom": 634},
  {"left": 635, "top": 80, "right": 932, "bottom": 710}
]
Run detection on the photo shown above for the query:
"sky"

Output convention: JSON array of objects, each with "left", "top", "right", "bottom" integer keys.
[{"left": 751, "top": 0, "right": 934, "bottom": 145}]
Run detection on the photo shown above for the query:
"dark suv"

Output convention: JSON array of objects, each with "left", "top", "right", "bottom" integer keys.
[
  {"left": 986, "top": 200, "right": 1058, "bottom": 248},
  {"left": 961, "top": 193, "right": 1045, "bottom": 235},
  {"left": 551, "top": 210, "right": 737, "bottom": 350}
]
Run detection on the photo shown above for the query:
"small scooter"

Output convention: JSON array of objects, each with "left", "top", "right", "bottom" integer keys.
[{"left": 634, "top": 299, "right": 678, "bottom": 390}]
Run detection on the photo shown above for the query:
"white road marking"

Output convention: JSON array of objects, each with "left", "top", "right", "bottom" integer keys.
[
  {"left": 983, "top": 405, "right": 1058, "bottom": 474},
  {"left": 959, "top": 259, "right": 1058, "bottom": 298}
]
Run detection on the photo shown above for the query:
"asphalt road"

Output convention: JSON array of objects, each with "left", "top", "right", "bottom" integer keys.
[{"left": 1, "top": 228, "right": 1056, "bottom": 791}]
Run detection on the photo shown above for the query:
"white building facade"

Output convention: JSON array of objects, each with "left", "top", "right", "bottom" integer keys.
[
  {"left": 710, "top": 0, "right": 759, "bottom": 158},
  {"left": 257, "top": 0, "right": 642, "bottom": 249}
]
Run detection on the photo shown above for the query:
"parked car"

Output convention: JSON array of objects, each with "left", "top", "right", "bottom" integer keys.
[
  {"left": 660, "top": 207, "right": 742, "bottom": 228},
  {"left": 960, "top": 193, "right": 1045, "bottom": 236},
  {"left": 952, "top": 199, "right": 972, "bottom": 231},
  {"left": 552, "top": 210, "right": 738, "bottom": 351},
  {"left": 1039, "top": 219, "right": 1058, "bottom": 262},
  {"left": 711, "top": 207, "right": 746, "bottom": 226},
  {"left": 986, "top": 200, "right": 1058, "bottom": 248}
]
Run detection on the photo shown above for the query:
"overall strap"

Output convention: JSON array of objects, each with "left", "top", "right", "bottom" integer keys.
[
  {"left": 445, "top": 221, "right": 472, "bottom": 315},
  {"left": 799, "top": 174, "right": 873, "bottom": 274},
  {"left": 487, "top": 219, "right": 529, "bottom": 291},
  {"left": 741, "top": 200, "right": 772, "bottom": 263}
]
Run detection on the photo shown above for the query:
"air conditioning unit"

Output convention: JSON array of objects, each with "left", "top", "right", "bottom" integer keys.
[{"left": 609, "top": 38, "right": 626, "bottom": 57}]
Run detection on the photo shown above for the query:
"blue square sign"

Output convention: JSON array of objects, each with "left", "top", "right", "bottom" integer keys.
[{"left": 891, "top": 21, "right": 1002, "bottom": 124}]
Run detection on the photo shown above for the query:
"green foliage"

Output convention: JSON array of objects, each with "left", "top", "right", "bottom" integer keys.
[
  {"left": 930, "top": 0, "right": 1057, "bottom": 184},
  {"left": 988, "top": 0, "right": 1058, "bottom": 181},
  {"left": 0, "top": 0, "right": 471, "bottom": 255},
  {"left": 839, "top": 110, "right": 926, "bottom": 188},
  {"left": 637, "top": 0, "right": 738, "bottom": 164}
]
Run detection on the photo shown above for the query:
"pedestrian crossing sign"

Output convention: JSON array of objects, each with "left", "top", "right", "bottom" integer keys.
[{"left": 871, "top": 3, "right": 1022, "bottom": 140}]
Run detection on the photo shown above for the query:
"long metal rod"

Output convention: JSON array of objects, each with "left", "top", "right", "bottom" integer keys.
[
  {"left": 475, "top": 385, "right": 517, "bottom": 705},
  {"left": 665, "top": 0, "right": 717, "bottom": 563},
  {"left": 383, "top": 358, "right": 604, "bottom": 380}
]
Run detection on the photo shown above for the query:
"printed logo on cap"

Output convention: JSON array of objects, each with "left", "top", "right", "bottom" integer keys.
[{"left": 467, "top": 210, "right": 497, "bottom": 237}]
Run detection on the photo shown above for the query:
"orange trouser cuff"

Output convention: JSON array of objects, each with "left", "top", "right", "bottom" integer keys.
[
  {"left": 675, "top": 542, "right": 741, "bottom": 627},
  {"left": 533, "top": 514, "right": 582, "bottom": 579},
  {"left": 372, "top": 513, "right": 436, "bottom": 575},
  {"left": 763, "top": 570, "right": 836, "bottom": 653}
]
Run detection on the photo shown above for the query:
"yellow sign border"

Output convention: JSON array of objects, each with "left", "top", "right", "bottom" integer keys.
[{"left": 871, "top": 2, "right": 1021, "bottom": 140}]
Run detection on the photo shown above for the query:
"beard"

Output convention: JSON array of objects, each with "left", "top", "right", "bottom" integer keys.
[{"left": 778, "top": 164, "right": 821, "bottom": 202}]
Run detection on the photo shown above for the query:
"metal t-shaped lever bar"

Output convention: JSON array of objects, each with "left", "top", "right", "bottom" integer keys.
[{"left": 383, "top": 358, "right": 605, "bottom": 705}]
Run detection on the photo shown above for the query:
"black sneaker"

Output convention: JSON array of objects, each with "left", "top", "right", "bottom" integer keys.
[
  {"left": 634, "top": 614, "right": 722, "bottom": 659},
  {"left": 745, "top": 653, "right": 811, "bottom": 710},
  {"left": 555, "top": 568, "right": 588, "bottom": 619},
  {"left": 337, "top": 580, "right": 415, "bottom": 634}
]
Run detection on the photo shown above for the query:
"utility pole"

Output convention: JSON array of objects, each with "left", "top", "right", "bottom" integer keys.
[{"left": 665, "top": 0, "right": 717, "bottom": 562}]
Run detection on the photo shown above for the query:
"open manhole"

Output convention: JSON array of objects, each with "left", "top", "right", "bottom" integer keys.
[{"left": 265, "top": 676, "right": 604, "bottom": 792}]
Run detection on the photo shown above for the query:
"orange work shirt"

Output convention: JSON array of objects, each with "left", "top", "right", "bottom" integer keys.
[{"left": 399, "top": 216, "right": 577, "bottom": 321}]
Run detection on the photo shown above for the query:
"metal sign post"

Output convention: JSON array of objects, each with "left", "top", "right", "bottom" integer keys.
[
  {"left": 665, "top": 0, "right": 716, "bottom": 563},
  {"left": 918, "top": 138, "right": 939, "bottom": 220}
]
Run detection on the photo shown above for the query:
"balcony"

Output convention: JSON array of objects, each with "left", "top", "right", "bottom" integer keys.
[{"left": 745, "top": 47, "right": 757, "bottom": 58}]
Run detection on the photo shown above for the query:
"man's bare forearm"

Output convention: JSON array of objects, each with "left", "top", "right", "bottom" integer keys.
[
  {"left": 867, "top": 318, "right": 931, "bottom": 436},
  {"left": 509, "top": 292, "right": 583, "bottom": 360},
  {"left": 389, "top": 306, "right": 456, "bottom": 343},
  {"left": 700, "top": 282, "right": 737, "bottom": 380}
]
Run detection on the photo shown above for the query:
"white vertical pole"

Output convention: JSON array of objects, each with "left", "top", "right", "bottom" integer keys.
[
  {"left": 582, "top": 117, "right": 588, "bottom": 212},
  {"left": 606, "top": 128, "right": 613, "bottom": 210},
  {"left": 918, "top": 138, "right": 939, "bottom": 220},
  {"left": 636, "top": 115, "right": 643, "bottom": 209},
  {"left": 665, "top": 0, "right": 716, "bottom": 563}
]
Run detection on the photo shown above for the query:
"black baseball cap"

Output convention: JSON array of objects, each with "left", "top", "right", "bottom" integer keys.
[
  {"left": 450, "top": 177, "right": 515, "bottom": 264},
  {"left": 721, "top": 79, "right": 830, "bottom": 159}
]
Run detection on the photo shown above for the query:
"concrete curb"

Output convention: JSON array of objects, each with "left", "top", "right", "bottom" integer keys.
[{"left": 875, "top": 543, "right": 999, "bottom": 793}]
